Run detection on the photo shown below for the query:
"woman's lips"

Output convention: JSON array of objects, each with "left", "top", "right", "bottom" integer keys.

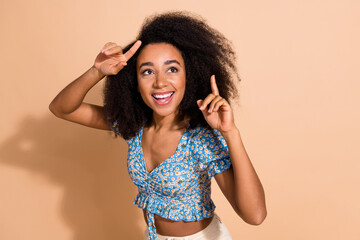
[{"left": 152, "top": 92, "right": 174, "bottom": 105}]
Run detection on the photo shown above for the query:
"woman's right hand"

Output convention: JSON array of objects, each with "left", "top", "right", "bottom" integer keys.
[{"left": 93, "top": 40, "right": 142, "bottom": 76}]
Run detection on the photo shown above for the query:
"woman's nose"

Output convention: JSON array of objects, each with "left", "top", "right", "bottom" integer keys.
[{"left": 154, "top": 73, "right": 168, "bottom": 88}]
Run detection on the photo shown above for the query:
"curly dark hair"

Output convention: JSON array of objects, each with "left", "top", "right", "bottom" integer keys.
[{"left": 103, "top": 11, "right": 240, "bottom": 140}]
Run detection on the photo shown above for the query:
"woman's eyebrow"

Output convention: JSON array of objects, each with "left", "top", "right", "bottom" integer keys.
[
  {"left": 139, "top": 62, "right": 154, "bottom": 68},
  {"left": 139, "top": 60, "right": 181, "bottom": 69},
  {"left": 164, "top": 60, "right": 181, "bottom": 65}
]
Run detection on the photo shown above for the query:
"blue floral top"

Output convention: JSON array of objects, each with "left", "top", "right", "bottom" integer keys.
[{"left": 112, "top": 123, "right": 232, "bottom": 240}]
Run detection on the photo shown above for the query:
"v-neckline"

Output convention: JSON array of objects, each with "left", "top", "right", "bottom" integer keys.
[{"left": 139, "top": 125, "right": 189, "bottom": 175}]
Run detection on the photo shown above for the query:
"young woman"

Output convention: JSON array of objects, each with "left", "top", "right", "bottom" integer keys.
[{"left": 49, "top": 12, "right": 266, "bottom": 240}]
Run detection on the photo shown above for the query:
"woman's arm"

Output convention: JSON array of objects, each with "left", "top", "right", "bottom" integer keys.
[
  {"left": 215, "top": 129, "right": 267, "bottom": 225},
  {"left": 49, "top": 41, "right": 141, "bottom": 130},
  {"left": 197, "top": 75, "right": 267, "bottom": 224},
  {"left": 49, "top": 66, "right": 109, "bottom": 129}
]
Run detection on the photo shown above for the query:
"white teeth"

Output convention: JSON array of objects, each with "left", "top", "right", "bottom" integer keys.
[{"left": 152, "top": 92, "right": 174, "bottom": 99}]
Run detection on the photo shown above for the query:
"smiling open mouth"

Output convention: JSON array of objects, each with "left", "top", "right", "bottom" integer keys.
[{"left": 152, "top": 92, "right": 174, "bottom": 105}]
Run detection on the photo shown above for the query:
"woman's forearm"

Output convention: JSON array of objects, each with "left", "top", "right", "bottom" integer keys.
[
  {"left": 222, "top": 128, "right": 267, "bottom": 224},
  {"left": 49, "top": 66, "right": 105, "bottom": 116}
]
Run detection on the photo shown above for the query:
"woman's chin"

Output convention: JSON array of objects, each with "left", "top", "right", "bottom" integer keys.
[{"left": 152, "top": 108, "right": 179, "bottom": 119}]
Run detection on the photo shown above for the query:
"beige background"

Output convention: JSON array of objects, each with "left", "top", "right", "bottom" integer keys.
[{"left": 1, "top": 0, "right": 359, "bottom": 239}]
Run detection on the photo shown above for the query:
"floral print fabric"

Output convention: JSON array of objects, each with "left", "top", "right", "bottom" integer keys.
[{"left": 111, "top": 123, "right": 232, "bottom": 240}]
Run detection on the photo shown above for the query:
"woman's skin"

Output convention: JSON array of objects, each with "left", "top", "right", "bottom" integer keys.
[{"left": 49, "top": 40, "right": 267, "bottom": 237}]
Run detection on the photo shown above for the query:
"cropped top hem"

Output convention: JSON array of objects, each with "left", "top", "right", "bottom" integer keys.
[{"left": 133, "top": 192, "right": 216, "bottom": 222}]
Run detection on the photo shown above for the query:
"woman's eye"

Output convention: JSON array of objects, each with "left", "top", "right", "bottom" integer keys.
[
  {"left": 142, "top": 69, "right": 153, "bottom": 75},
  {"left": 168, "top": 67, "right": 178, "bottom": 73}
]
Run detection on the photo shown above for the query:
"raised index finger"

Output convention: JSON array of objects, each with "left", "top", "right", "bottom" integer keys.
[
  {"left": 123, "top": 40, "right": 142, "bottom": 61},
  {"left": 210, "top": 75, "right": 219, "bottom": 95}
]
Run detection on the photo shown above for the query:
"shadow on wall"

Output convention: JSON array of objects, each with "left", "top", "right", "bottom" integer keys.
[{"left": 0, "top": 115, "right": 143, "bottom": 239}]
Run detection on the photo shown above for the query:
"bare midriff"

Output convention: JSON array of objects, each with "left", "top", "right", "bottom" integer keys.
[{"left": 142, "top": 209, "right": 214, "bottom": 237}]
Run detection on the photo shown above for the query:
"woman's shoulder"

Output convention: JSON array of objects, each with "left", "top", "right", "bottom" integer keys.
[
  {"left": 187, "top": 126, "right": 228, "bottom": 152},
  {"left": 189, "top": 125, "right": 223, "bottom": 142}
]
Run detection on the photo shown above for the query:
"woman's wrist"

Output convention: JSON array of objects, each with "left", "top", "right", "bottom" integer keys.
[
  {"left": 90, "top": 65, "right": 106, "bottom": 81},
  {"left": 221, "top": 126, "right": 240, "bottom": 142}
]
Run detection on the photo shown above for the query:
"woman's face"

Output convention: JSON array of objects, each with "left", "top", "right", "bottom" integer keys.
[{"left": 136, "top": 43, "right": 186, "bottom": 119}]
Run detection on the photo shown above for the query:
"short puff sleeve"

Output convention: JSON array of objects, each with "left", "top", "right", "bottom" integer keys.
[{"left": 192, "top": 127, "right": 232, "bottom": 179}]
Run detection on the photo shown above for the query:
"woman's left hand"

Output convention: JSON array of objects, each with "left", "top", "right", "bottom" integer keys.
[{"left": 197, "top": 75, "right": 236, "bottom": 133}]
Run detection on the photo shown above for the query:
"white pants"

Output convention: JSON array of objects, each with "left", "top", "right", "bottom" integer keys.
[{"left": 144, "top": 213, "right": 232, "bottom": 240}]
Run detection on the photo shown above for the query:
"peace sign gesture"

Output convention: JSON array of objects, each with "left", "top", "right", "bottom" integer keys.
[
  {"left": 197, "top": 75, "right": 236, "bottom": 133},
  {"left": 93, "top": 40, "right": 142, "bottom": 76}
]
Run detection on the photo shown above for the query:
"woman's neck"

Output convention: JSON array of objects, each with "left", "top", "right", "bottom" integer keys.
[{"left": 150, "top": 113, "right": 188, "bottom": 132}]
